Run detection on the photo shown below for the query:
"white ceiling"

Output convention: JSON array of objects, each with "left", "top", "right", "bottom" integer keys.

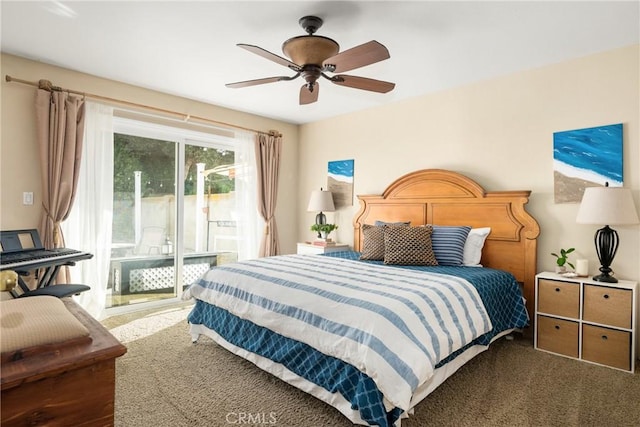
[{"left": 2, "top": 1, "right": 638, "bottom": 125}]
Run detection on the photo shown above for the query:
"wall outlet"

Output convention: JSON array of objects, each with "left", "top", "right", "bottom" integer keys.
[{"left": 23, "top": 192, "right": 34, "bottom": 205}]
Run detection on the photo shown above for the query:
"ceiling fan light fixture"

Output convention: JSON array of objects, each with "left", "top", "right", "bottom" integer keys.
[{"left": 282, "top": 35, "right": 339, "bottom": 66}]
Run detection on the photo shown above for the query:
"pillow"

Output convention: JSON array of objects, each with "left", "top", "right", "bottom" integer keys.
[
  {"left": 374, "top": 220, "right": 411, "bottom": 227},
  {"left": 360, "top": 223, "right": 410, "bottom": 260},
  {"left": 383, "top": 225, "right": 438, "bottom": 266},
  {"left": 430, "top": 225, "right": 472, "bottom": 266},
  {"left": 463, "top": 227, "right": 491, "bottom": 266},
  {"left": 360, "top": 224, "right": 386, "bottom": 260}
]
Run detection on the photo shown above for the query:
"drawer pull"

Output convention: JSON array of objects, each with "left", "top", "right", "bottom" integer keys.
[
  {"left": 603, "top": 294, "right": 609, "bottom": 299},
  {"left": 555, "top": 288, "right": 560, "bottom": 292},
  {"left": 554, "top": 325, "right": 560, "bottom": 330},
  {"left": 601, "top": 335, "right": 608, "bottom": 341}
]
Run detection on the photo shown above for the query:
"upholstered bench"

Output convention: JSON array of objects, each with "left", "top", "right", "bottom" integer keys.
[{"left": 1, "top": 296, "right": 90, "bottom": 356}]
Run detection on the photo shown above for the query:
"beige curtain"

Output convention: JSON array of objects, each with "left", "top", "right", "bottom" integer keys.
[
  {"left": 255, "top": 132, "right": 282, "bottom": 257},
  {"left": 35, "top": 88, "right": 85, "bottom": 258}
]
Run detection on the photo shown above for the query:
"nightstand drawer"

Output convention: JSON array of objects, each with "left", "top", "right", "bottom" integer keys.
[
  {"left": 583, "top": 285, "right": 632, "bottom": 329},
  {"left": 536, "top": 315, "right": 579, "bottom": 358},
  {"left": 538, "top": 279, "right": 580, "bottom": 318},
  {"left": 582, "top": 324, "right": 631, "bottom": 371}
]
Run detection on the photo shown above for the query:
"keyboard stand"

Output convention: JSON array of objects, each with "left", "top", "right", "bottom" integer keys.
[
  {"left": 3, "top": 253, "right": 94, "bottom": 298},
  {"left": 12, "top": 262, "right": 74, "bottom": 298}
]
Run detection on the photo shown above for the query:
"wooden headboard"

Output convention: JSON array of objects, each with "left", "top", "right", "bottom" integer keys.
[{"left": 353, "top": 169, "right": 540, "bottom": 318}]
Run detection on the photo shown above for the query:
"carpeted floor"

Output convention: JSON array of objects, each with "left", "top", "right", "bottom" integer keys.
[{"left": 104, "top": 305, "right": 640, "bottom": 427}]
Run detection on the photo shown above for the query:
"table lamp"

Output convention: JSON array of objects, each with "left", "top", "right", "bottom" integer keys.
[
  {"left": 576, "top": 184, "right": 639, "bottom": 283},
  {"left": 307, "top": 188, "right": 335, "bottom": 238}
]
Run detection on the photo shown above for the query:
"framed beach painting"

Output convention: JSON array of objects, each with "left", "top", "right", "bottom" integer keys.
[
  {"left": 553, "top": 123, "right": 623, "bottom": 203},
  {"left": 327, "top": 159, "right": 354, "bottom": 208}
]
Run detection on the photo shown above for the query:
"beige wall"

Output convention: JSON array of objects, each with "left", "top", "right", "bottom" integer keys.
[
  {"left": 0, "top": 53, "right": 300, "bottom": 254},
  {"left": 298, "top": 45, "right": 640, "bottom": 282},
  {"left": 2, "top": 46, "right": 639, "bottom": 281}
]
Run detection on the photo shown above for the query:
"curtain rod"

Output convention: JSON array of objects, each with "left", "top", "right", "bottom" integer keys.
[{"left": 5, "top": 74, "right": 281, "bottom": 137}]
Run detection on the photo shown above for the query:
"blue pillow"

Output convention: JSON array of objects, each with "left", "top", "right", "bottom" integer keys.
[{"left": 430, "top": 225, "right": 472, "bottom": 266}]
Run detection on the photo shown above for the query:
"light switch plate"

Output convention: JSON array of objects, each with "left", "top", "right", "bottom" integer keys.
[{"left": 23, "top": 192, "right": 34, "bottom": 205}]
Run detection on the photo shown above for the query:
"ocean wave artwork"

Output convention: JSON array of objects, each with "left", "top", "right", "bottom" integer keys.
[
  {"left": 328, "top": 159, "right": 354, "bottom": 207},
  {"left": 553, "top": 123, "right": 623, "bottom": 203},
  {"left": 328, "top": 159, "right": 354, "bottom": 183}
]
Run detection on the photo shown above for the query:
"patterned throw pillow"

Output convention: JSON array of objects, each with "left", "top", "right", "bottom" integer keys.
[
  {"left": 431, "top": 225, "right": 472, "bottom": 266},
  {"left": 360, "top": 223, "right": 411, "bottom": 260},
  {"left": 374, "top": 220, "right": 411, "bottom": 227},
  {"left": 383, "top": 225, "right": 438, "bottom": 266},
  {"left": 360, "top": 224, "right": 386, "bottom": 260}
]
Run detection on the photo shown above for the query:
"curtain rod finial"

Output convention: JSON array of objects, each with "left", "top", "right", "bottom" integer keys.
[{"left": 37, "top": 79, "right": 63, "bottom": 92}]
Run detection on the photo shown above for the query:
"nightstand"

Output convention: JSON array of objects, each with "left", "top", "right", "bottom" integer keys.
[
  {"left": 534, "top": 272, "right": 637, "bottom": 373},
  {"left": 296, "top": 242, "right": 350, "bottom": 255}
]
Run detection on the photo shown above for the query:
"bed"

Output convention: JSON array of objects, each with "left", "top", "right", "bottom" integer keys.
[{"left": 185, "top": 169, "right": 540, "bottom": 426}]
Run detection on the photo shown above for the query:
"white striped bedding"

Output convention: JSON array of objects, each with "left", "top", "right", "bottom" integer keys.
[{"left": 184, "top": 254, "right": 493, "bottom": 411}]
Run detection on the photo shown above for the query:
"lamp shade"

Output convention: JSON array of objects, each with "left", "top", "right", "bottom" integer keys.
[
  {"left": 576, "top": 187, "right": 639, "bottom": 225},
  {"left": 307, "top": 190, "right": 335, "bottom": 212}
]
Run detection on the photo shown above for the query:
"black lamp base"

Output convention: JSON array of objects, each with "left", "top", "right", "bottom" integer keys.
[
  {"left": 315, "top": 212, "right": 326, "bottom": 238},
  {"left": 592, "top": 225, "right": 619, "bottom": 284},
  {"left": 592, "top": 273, "right": 618, "bottom": 283}
]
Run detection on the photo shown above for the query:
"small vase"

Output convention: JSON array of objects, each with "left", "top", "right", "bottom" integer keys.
[{"left": 555, "top": 265, "right": 566, "bottom": 274}]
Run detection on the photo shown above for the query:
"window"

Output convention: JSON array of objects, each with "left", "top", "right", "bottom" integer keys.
[{"left": 63, "top": 103, "right": 261, "bottom": 317}]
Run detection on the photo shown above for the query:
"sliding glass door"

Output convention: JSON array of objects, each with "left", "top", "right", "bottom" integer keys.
[
  {"left": 180, "top": 142, "right": 238, "bottom": 296},
  {"left": 106, "top": 118, "right": 255, "bottom": 310},
  {"left": 109, "top": 131, "right": 178, "bottom": 307}
]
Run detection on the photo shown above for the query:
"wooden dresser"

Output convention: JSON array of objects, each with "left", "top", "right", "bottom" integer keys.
[{"left": 1, "top": 299, "right": 127, "bottom": 426}]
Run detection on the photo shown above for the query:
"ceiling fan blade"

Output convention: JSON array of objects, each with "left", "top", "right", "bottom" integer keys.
[
  {"left": 300, "top": 83, "right": 319, "bottom": 105},
  {"left": 226, "top": 76, "right": 291, "bottom": 88},
  {"left": 237, "top": 44, "right": 300, "bottom": 71},
  {"left": 331, "top": 75, "right": 395, "bottom": 93},
  {"left": 323, "top": 40, "right": 390, "bottom": 73}
]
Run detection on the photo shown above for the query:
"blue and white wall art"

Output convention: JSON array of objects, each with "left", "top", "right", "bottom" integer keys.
[
  {"left": 553, "top": 123, "right": 623, "bottom": 203},
  {"left": 328, "top": 159, "right": 354, "bottom": 208}
]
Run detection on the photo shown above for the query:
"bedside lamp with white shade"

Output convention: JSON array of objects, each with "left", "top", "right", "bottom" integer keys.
[
  {"left": 576, "top": 184, "right": 639, "bottom": 283},
  {"left": 307, "top": 188, "right": 335, "bottom": 238}
]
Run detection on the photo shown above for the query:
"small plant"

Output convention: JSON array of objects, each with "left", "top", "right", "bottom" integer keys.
[
  {"left": 551, "top": 247, "right": 575, "bottom": 270},
  {"left": 310, "top": 223, "right": 338, "bottom": 236}
]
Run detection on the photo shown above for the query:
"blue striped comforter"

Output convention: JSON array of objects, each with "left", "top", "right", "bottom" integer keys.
[{"left": 185, "top": 254, "right": 494, "bottom": 413}]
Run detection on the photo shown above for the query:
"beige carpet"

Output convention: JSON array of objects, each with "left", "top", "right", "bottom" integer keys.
[{"left": 105, "top": 306, "right": 640, "bottom": 427}]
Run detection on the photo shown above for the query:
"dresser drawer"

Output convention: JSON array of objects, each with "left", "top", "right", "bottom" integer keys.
[
  {"left": 582, "top": 324, "right": 631, "bottom": 371},
  {"left": 537, "top": 279, "right": 580, "bottom": 318},
  {"left": 583, "top": 285, "right": 632, "bottom": 329},
  {"left": 536, "top": 315, "right": 579, "bottom": 358}
]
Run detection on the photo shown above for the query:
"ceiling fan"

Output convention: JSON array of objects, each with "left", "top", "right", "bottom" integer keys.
[{"left": 226, "top": 15, "right": 395, "bottom": 105}]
